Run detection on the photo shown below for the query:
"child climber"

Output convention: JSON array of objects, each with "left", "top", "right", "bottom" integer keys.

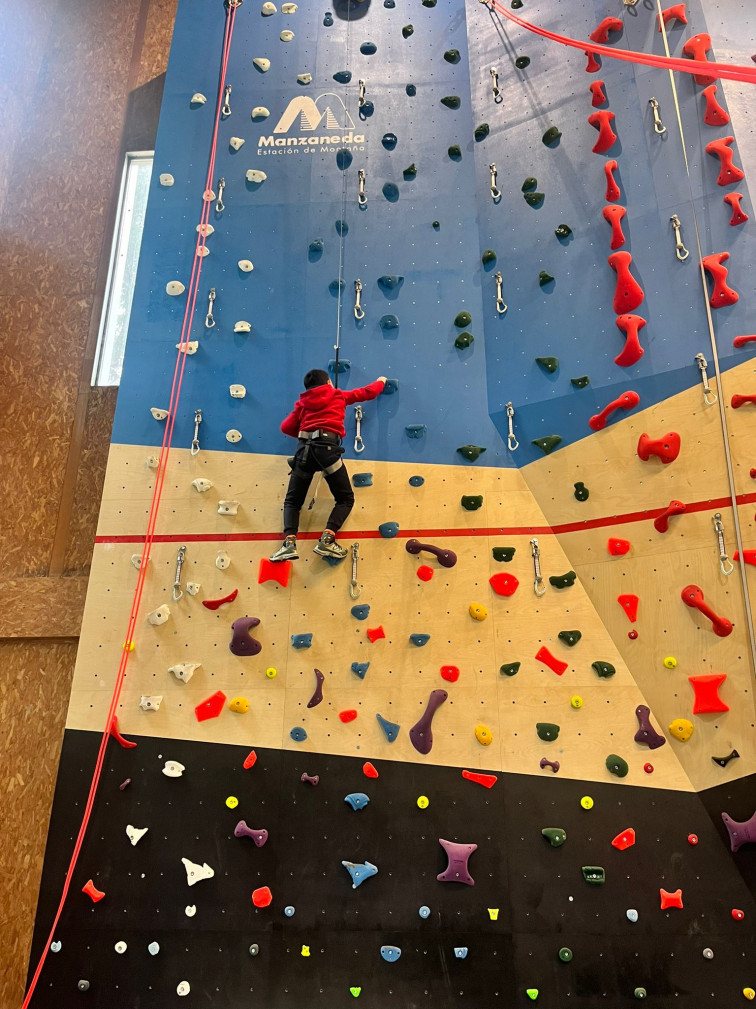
[{"left": 270, "top": 369, "right": 386, "bottom": 561}]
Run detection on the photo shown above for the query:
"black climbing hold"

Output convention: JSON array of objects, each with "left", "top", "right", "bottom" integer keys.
[
  {"left": 539, "top": 271, "right": 555, "bottom": 287},
  {"left": 384, "top": 0, "right": 395, "bottom": 6},
  {"left": 382, "top": 182, "right": 399, "bottom": 201},
  {"left": 444, "top": 49, "right": 460, "bottom": 63},
  {"left": 359, "top": 100, "right": 375, "bottom": 118},
  {"left": 515, "top": 56, "right": 531, "bottom": 69},
  {"left": 555, "top": 223, "right": 573, "bottom": 238},
  {"left": 308, "top": 238, "right": 324, "bottom": 258},
  {"left": 457, "top": 445, "right": 486, "bottom": 462},
  {"left": 574, "top": 481, "right": 589, "bottom": 501},
  {"left": 448, "top": 144, "right": 462, "bottom": 159},
  {"left": 536, "top": 356, "right": 558, "bottom": 374},
  {"left": 592, "top": 660, "right": 616, "bottom": 678},
  {"left": 522, "top": 177, "right": 537, "bottom": 192},
  {"left": 382, "top": 133, "right": 398, "bottom": 150},
  {"left": 524, "top": 192, "right": 545, "bottom": 207},
  {"left": 549, "top": 570, "right": 577, "bottom": 589},
  {"left": 377, "top": 275, "right": 404, "bottom": 291},
  {"left": 409, "top": 476, "right": 424, "bottom": 488},
  {"left": 335, "top": 220, "right": 349, "bottom": 236},
  {"left": 711, "top": 748, "right": 740, "bottom": 767},
  {"left": 455, "top": 311, "right": 472, "bottom": 327},
  {"left": 492, "top": 547, "right": 515, "bottom": 562},
  {"left": 432, "top": 221, "right": 440, "bottom": 229},
  {"left": 352, "top": 473, "right": 373, "bottom": 487},
  {"left": 481, "top": 249, "right": 496, "bottom": 266},
  {"left": 542, "top": 125, "right": 562, "bottom": 146},
  {"left": 405, "top": 424, "right": 426, "bottom": 439},
  {"left": 324, "top": 12, "right": 333, "bottom": 24},
  {"left": 571, "top": 375, "right": 590, "bottom": 389},
  {"left": 328, "top": 358, "right": 351, "bottom": 374},
  {"left": 441, "top": 96, "right": 461, "bottom": 109},
  {"left": 532, "top": 435, "right": 562, "bottom": 455},
  {"left": 336, "top": 149, "right": 353, "bottom": 170},
  {"left": 360, "top": 41, "right": 377, "bottom": 55},
  {"left": 406, "top": 83, "right": 416, "bottom": 96},
  {"left": 422, "top": 0, "right": 437, "bottom": 6},
  {"left": 558, "top": 948, "right": 573, "bottom": 963},
  {"left": 403, "top": 163, "right": 417, "bottom": 179},
  {"left": 582, "top": 865, "right": 606, "bottom": 884},
  {"left": 461, "top": 495, "right": 483, "bottom": 511},
  {"left": 402, "top": 24, "right": 414, "bottom": 38},
  {"left": 558, "top": 630, "right": 582, "bottom": 647},
  {"left": 511, "top": 0, "right": 523, "bottom": 7},
  {"left": 474, "top": 123, "right": 490, "bottom": 141},
  {"left": 329, "top": 279, "right": 345, "bottom": 295},
  {"left": 380, "top": 314, "right": 399, "bottom": 330},
  {"left": 334, "top": 70, "right": 352, "bottom": 84},
  {"left": 500, "top": 661, "right": 521, "bottom": 676},
  {"left": 606, "top": 754, "right": 629, "bottom": 778},
  {"left": 536, "top": 722, "right": 560, "bottom": 741},
  {"left": 454, "top": 332, "right": 474, "bottom": 349}
]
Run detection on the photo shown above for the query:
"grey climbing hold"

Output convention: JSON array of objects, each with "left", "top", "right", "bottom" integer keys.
[
  {"left": 555, "top": 224, "right": 573, "bottom": 238},
  {"left": 592, "top": 660, "right": 616, "bottom": 678},
  {"left": 360, "top": 41, "right": 377, "bottom": 55},
  {"left": 309, "top": 238, "right": 324, "bottom": 256},
  {"left": 418, "top": 905, "right": 431, "bottom": 918},
  {"left": 448, "top": 144, "right": 462, "bottom": 159},
  {"left": 422, "top": 0, "right": 437, "bottom": 5},
  {"left": 382, "top": 379, "right": 399, "bottom": 394},
  {"left": 515, "top": 55, "right": 531, "bottom": 69},
  {"left": 335, "top": 220, "right": 349, "bottom": 236},
  {"left": 78, "top": 981, "right": 90, "bottom": 992},
  {"left": 410, "top": 633, "right": 431, "bottom": 646},
  {"left": 461, "top": 494, "right": 483, "bottom": 511},
  {"left": 409, "top": 475, "right": 425, "bottom": 487},
  {"left": 524, "top": 192, "right": 545, "bottom": 207},
  {"left": 402, "top": 24, "right": 414, "bottom": 38},
  {"left": 334, "top": 70, "right": 352, "bottom": 84},
  {"left": 329, "top": 279, "right": 345, "bottom": 295},
  {"left": 297, "top": 74, "right": 312, "bottom": 85},
  {"left": 441, "top": 96, "right": 461, "bottom": 109},
  {"left": 444, "top": 49, "right": 460, "bottom": 63},
  {"left": 571, "top": 375, "right": 590, "bottom": 388},
  {"left": 522, "top": 177, "right": 537, "bottom": 191},
  {"left": 500, "top": 662, "right": 521, "bottom": 676},
  {"left": 454, "top": 332, "right": 474, "bottom": 349},
  {"left": 532, "top": 435, "right": 562, "bottom": 454},
  {"left": 455, "top": 311, "right": 472, "bottom": 327},
  {"left": 474, "top": 123, "right": 490, "bottom": 141},
  {"left": 542, "top": 125, "right": 562, "bottom": 146},
  {"left": 342, "top": 859, "right": 378, "bottom": 888},
  {"left": 539, "top": 270, "right": 555, "bottom": 287},
  {"left": 381, "top": 945, "right": 402, "bottom": 962},
  {"left": 352, "top": 473, "right": 373, "bottom": 487},
  {"left": 148, "top": 941, "right": 160, "bottom": 955},
  {"left": 376, "top": 712, "right": 400, "bottom": 741},
  {"left": 382, "top": 133, "right": 398, "bottom": 150},
  {"left": 481, "top": 249, "right": 496, "bottom": 266},
  {"left": 290, "top": 726, "right": 307, "bottom": 741},
  {"left": 345, "top": 792, "right": 370, "bottom": 811},
  {"left": 378, "top": 274, "right": 403, "bottom": 290},
  {"left": 351, "top": 661, "right": 370, "bottom": 679},
  {"left": 384, "top": 0, "right": 395, "bottom": 6},
  {"left": 323, "top": 11, "right": 333, "bottom": 24},
  {"left": 380, "top": 314, "right": 399, "bottom": 330},
  {"left": 406, "top": 84, "right": 416, "bottom": 96},
  {"left": 337, "top": 149, "right": 353, "bottom": 170},
  {"left": 405, "top": 424, "right": 426, "bottom": 439},
  {"left": 379, "top": 521, "right": 400, "bottom": 537},
  {"left": 382, "top": 182, "right": 399, "bottom": 201},
  {"left": 351, "top": 604, "right": 370, "bottom": 620},
  {"left": 291, "top": 633, "right": 313, "bottom": 648},
  {"left": 457, "top": 444, "right": 486, "bottom": 461},
  {"left": 536, "top": 356, "right": 558, "bottom": 374},
  {"left": 51, "top": 941, "right": 62, "bottom": 953},
  {"left": 403, "top": 164, "right": 417, "bottom": 179}
]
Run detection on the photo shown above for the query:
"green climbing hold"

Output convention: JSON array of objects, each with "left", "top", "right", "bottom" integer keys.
[
  {"left": 515, "top": 56, "right": 531, "bottom": 69},
  {"left": 474, "top": 123, "right": 490, "bottom": 141},
  {"left": 521, "top": 177, "right": 537, "bottom": 192},
  {"left": 574, "top": 482, "right": 589, "bottom": 501},
  {"left": 448, "top": 144, "right": 462, "bottom": 159},
  {"left": 461, "top": 495, "right": 483, "bottom": 511},
  {"left": 542, "top": 125, "right": 562, "bottom": 146},
  {"left": 592, "top": 660, "right": 616, "bottom": 679},
  {"left": 558, "top": 948, "right": 573, "bottom": 962},
  {"left": 541, "top": 827, "right": 566, "bottom": 847},
  {"left": 350, "top": 987, "right": 362, "bottom": 998},
  {"left": 454, "top": 311, "right": 472, "bottom": 328},
  {"left": 492, "top": 547, "right": 515, "bottom": 562},
  {"left": 432, "top": 221, "right": 440, "bottom": 229},
  {"left": 536, "top": 357, "right": 558, "bottom": 374},
  {"left": 526, "top": 993, "right": 539, "bottom": 1003},
  {"left": 606, "top": 754, "right": 629, "bottom": 778},
  {"left": 539, "top": 271, "right": 554, "bottom": 287},
  {"left": 549, "top": 570, "right": 576, "bottom": 589},
  {"left": 481, "top": 249, "right": 496, "bottom": 266},
  {"left": 444, "top": 49, "right": 460, "bottom": 63},
  {"left": 536, "top": 722, "right": 560, "bottom": 742},
  {"left": 403, "top": 163, "right": 417, "bottom": 178},
  {"left": 555, "top": 223, "right": 573, "bottom": 238},
  {"left": 634, "top": 989, "right": 647, "bottom": 1000},
  {"left": 582, "top": 866, "right": 606, "bottom": 885},
  {"left": 499, "top": 661, "right": 521, "bottom": 676},
  {"left": 457, "top": 445, "right": 486, "bottom": 462},
  {"left": 532, "top": 435, "right": 562, "bottom": 455},
  {"left": 571, "top": 376, "right": 590, "bottom": 389},
  {"left": 454, "top": 332, "right": 474, "bottom": 349},
  {"left": 441, "top": 95, "right": 461, "bottom": 109},
  {"left": 524, "top": 192, "right": 545, "bottom": 208},
  {"left": 402, "top": 24, "right": 414, "bottom": 37},
  {"left": 558, "top": 630, "right": 582, "bottom": 647}
]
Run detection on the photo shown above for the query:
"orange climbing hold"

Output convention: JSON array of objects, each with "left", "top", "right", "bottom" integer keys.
[
  {"left": 614, "top": 314, "right": 645, "bottom": 367},
  {"left": 611, "top": 828, "right": 636, "bottom": 850},
  {"left": 259, "top": 558, "right": 291, "bottom": 588},
  {"left": 252, "top": 886, "right": 273, "bottom": 907},
  {"left": 195, "top": 690, "right": 227, "bottom": 722},
  {"left": 659, "top": 888, "right": 684, "bottom": 910},
  {"left": 688, "top": 673, "right": 729, "bottom": 714},
  {"left": 363, "top": 761, "right": 379, "bottom": 778},
  {"left": 417, "top": 565, "right": 434, "bottom": 582},
  {"left": 489, "top": 572, "right": 519, "bottom": 597},
  {"left": 617, "top": 594, "right": 639, "bottom": 622},
  {"left": 608, "top": 538, "right": 630, "bottom": 556},
  {"left": 462, "top": 769, "right": 498, "bottom": 788},
  {"left": 734, "top": 550, "right": 756, "bottom": 566},
  {"left": 339, "top": 709, "right": 358, "bottom": 723},
  {"left": 367, "top": 626, "right": 385, "bottom": 642},
  {"left": 82, "top": 879, "right": 106, "bottom": 903},
  {"left": 243, "top": 750, "right": 258, "bottom": 769},
  {"left": 701, "top": 84, "right": 729, "bottom": 126},
  {"left": 682, "top": 33, "right": 716, "bottom": 85},
  {"left": 724, "top": 193, "right": 749, "bottom": 227},
  {"left": 535, "top": 645, "right": 568, "bottom": 676},
  {"left": 440, "top": 665, "right": 460, "bottom": 683}
]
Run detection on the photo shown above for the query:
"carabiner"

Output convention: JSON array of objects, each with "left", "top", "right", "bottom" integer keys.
[
  {"left": 205, "top": 288, "right": 216, "bottom": 328},
  {"left": 695, "top": 352, "right": 717, "bottom": 406},
  {"left": 505, "top": 401, "right": 519, "bottom": 451},
  {"left": 354, "top": 279, "right": 365, "bottom": 320},
  {"left": 648, "top": 97, "right": 666, "bottom": 135},
  {"left": 215, "top": 178, "right": 225, "bottom": 213},
  {"left": 191, "top": 409, "right": 202, "bottom": 456},
  {"left": 358, "top": 168, "right": 367, "bottom": 208},
  {"left": 490, "top": 67, "right": 502, "bottom": 103},
  {"left": 531, "top": 538, "right": 546, "bottom": 596},
  {"left": 489, "top": 163, "right": 501, "bottom": 202},
  {"left": 172, "top": 545, "right": 187, "bottom": 601},
  {"left": 712, "top": 513, "right": 734, "bottom": 576},
  {"left": 494, "top": 271, "right": 507, "bottom": 315},
  {"left": 221, "top": 84, "right": 232, "bottom": 118},
  {"left": 350, "top": 542, "right": 361, "bottom": 599},
  {"left": 354, "top": 404, "right": 365, "bottom": 453},
  {"left": 670, "top": 214, "right": 689, "bottom": 262}
]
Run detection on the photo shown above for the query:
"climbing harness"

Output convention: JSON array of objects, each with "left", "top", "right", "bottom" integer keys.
[
  {"left": 350, "top": 542, "right": 361, "bottom": 599},
  {"left": 670, "top": 214, "right": 689, "bottom": 261},
  {"left": 358, "top": 169, "right": 367, "bottom": 208},
  {"left": 215, "top": 178, "right": 226, "bottom": 213},
  {"left": 712, "top": 513, "right": 734, "bottom": 576},
  {"left": 490, "top": 66, "right": 502, "bottom": 103},
  {"left": 354, "top": 278, "right": 365, "bottom": 320},
  {"left": 190, "top": 409, "right": 203, "bottom": 455},
  {"left": 354, "top": 404, "right": 365, "bottom": 453},
  {"left": 648, "top": 96, "right": 666, "bottom": 135},
  {"left": 695, "top": 352, "right": 717, "bottom": 406},
  {"left": 221, "top": 84, "right": 232, "bottom": 117},
  {"left": 172, "top": 545, "right": 187, "bottom": 601},
  {"left": 530, "top": 537, "right": 546, "bottom": 596},
  {"left": 495, "top": 271, "right": 507, "bottom": 315},
  {"left": 358, "top": 79, "right": 366, "bottom": 108},
  {"left": 505, "top": 401, "right": 519, "bottom": 451},
  {"left": 205, "top": 288, "right": 216, "bottom": 328},
  {"left": 489, "top": 163, "right": 501, "bottom": 202}
]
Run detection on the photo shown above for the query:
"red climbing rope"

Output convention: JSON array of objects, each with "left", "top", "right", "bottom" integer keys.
[
  {"left": 22, "top": 6, "right": 241, "bottom": 1006},
  {"left": 486, "top": 0, "right": 756, "bottom": 85}
]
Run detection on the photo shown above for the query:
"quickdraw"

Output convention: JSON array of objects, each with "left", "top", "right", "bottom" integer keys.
[
  {"left": 670, "top": 214, "right": 689, "bottom": 262},
  {"left": 191, "top": 409, "right": 202, "bottom": 456},
  {"left": 494, "top": 271, "right": 507, "bottom": 315},
  {"left": 530, "top": 537, "right": 546, "bottom": 596},
  {"left": 350, "top": 542, "right": 361, "bottom": 599},
  {"left": 354, "top": 279, "right": 365, "bottom": 320},
  {"left": 205, "top": 288, "right": 216, "bottom": 328},
  {"left": 695, "top": 352, "right": 718, "bottom": 406},
  {"left": 490, "top": 66, "right": 502, "bottom": 103},
  {"left": 215, "top": 178, "right": 226, "bottom": 213},
  {"left": 358, "top": 169, "right": 367, "bottom": 208},
  {"left": 648, "top": 96, "right": 666, "bottom": 135},
  {"left": 221, "top": 84, "right": 232, "bottom": 117},
  {"left": 489, "top": 162, "right": 501, "bottom": 202},
  {"left": 358, "top": 79, "right": 366, "bottom": 108},
  {"left": 172, "top": 545, "right": 187, "bottom": 601},
  {"left": 505, "top": 401, "right": 519, "bottom": 451},
  {"left": 354, "top": 404, "right": 365, "bottom": 453},
  {"left": 712, "top": 513, "right": 734, "bottom": 576}
]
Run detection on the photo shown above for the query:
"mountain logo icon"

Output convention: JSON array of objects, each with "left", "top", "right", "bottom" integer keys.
[{"left": 273, "top": 93, "right": 355, "bottom": 134}]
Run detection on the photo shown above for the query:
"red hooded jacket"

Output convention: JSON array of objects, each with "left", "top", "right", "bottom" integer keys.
[{"left": 281, "top": 379, "right": 386, "bottom": 439}]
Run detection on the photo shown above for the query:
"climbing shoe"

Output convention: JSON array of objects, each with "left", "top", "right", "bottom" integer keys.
[
  {"left": 270, "top": 536, "right": 299, "bottom": 562},
  {"left": 313, "top": 532, "right": 348, "bottom": 559}
]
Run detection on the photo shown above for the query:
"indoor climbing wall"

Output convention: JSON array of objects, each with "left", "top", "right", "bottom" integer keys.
[{"left": 27, "top": 0, "right": 756, "bottom": 1006}]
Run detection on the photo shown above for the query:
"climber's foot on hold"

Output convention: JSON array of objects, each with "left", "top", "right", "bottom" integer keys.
[
  {"left": 270, "top": 536, "right": 298, "bottom": 562},
  {"left": 314, "top": 531, "right": 347, "bottom": 559}
]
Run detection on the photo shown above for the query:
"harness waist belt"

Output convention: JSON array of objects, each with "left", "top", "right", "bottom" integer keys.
[{"left": 298, "top": 429, "right": 341, "bottom": 443}]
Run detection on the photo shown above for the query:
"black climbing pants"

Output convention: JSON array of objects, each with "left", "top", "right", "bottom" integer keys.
[{"left": 282, "top": 441, "right": 355, "bottom": 536}]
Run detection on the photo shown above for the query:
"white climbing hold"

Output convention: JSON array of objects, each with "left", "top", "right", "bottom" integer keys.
[
  {"left": 626, "top": 908, "right": 639, "bottom": 922},
  {"left": 197, "top": 223, "right": 214, "bottom": 237},
  {"left": 50, "top": 941, "right": 62, "bottom": 953},
  {"left": 177, "top": 981, "right": 191, "bottom": 997},
  {"left": 126, "top": 824, "right": 149, "bottom": 846},
  {"left": 261, "top": 1, "right": 277, "bottom": 13},
  {"left": 159, "top": 173, "right": 174, "bottom": 187},
  {"left": 139, "top": 695, "right": 163, "bottom": 711},
  {"left": 147, "top": 604, "right": 171, "bottom": 626},
  {"left": 186, "top": 582, "right": 201, "bottom": 596},
  {"left": 190, "top": 93, "right": 207, "bottom": 105},
  {"left": 251, "top": 107, "right": 270, "bottom": 121},
  {"left": 166, "top": 281, "right": 185, "bottom": 296},
  {"left": 246, "top": 169, "right": 267, "bottom": 183},
  {"left": 238, "top": 259, "right": 254, "bottom": 272},
  {"left": 196, "top": 246, "right": 209, "bottom": 258},
  {"left": 230, "top": 384, "right": 247, "bottom": 398},
  {"left": 150, "top": 407, "right": 169, "bottom": 420},
  {"left": 182, "top": 857, "right": 215, "bottom": 886},
  {"left": 191, "top": 478, "right": 214, "bottom": 493},
  {"left": 185, "top": 905, "right": 196, "bottom": 918},
  {"left": 176, "top": 341, "right": 198, "bottom": 354},
  {"left": 203, "top": 189, "right": 215, "bottom": 202},
  {"left": 234, "top": 321, "right": 251, "bottom": 333},
  {"left": 218, "top": 500, "right": 240, "bottom": 516},
  {"left": 253, "top": 57, "right": 271, "bottom": 72},
  {"left": 216, "top": 550, "right": 231, "bottom": 570},
  {"left": 280, "top": 29, "right": 294, "bottom": 41},
  {"left": 169, "top": 662, "right": 202, "bottom": 683},
  {"left": 131, "top": 553, "right": 149, "bottom": 569},
  {"left": 226, "top": 429, "right": 242, "bottom": 444},
  {"left": 162, "top": 759, "right": 185, "bottom": 778},
  {"left": 282, "top": 2, "right": 298, "bottom": 11},
  {"left": 229, "top": 137, "right": 245, "bottom": 151},
  {"left": 148, "top": 941, "right": 160, "bottom": 956},
  {"left": 145, "top": 454, "right": 159, "bottom": 468},
  {"left": 297, "top": 73, "right": 312, "bottom": 85},
  {"left": 115, "top": 941, "right": 128, "bottom": 954}
]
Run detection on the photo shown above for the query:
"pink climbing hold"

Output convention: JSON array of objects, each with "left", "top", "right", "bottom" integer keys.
[
  {"left": 602, "top": 205, "right": 626, "bottom": 250},
  {"left": 732, "top": 394, "right": 756, "bottom": 409},
  {"left": 584, "top": 50, "right": 601, "bottom": 73},
  {"left": 367, "top": 626, "right": 386, "bottom": 642},
  {"left": 258, "top": 557, "right": 291, "bottom": 588},
  {"left": 589, "top": 390, "right": 640, "bottom": 432},
  {"left": 604, "top": 160, "right": 621, "bottom": 202},
  {"left": 589, "top": 80, "right": 607, "bottom": 106},
  {"left": 607, "top": 252, "right": 644, "bottom": 314},
  {"left": 589, "top": 16, "right": 622, "bottom": 44},
  {"left": 195, "top": 690, "right": 227, "bottom": 722},
  {"left": 681, "top": 584, "right": 733, "bottom": 637},
  {"left": 701, "top": 84, "right": 729, "bottom": 126},
  {"left": 724, "top": 193, "right": 748, "bottom": 227},
  {"left": 489, "top": 572, "right": 519, "bottom": 597},
  {"left": 637, "top": 431, "right": 681, "bottom": 464},
  {"left": 681, "top": 33, "right": 716, "bottom": 85},
  {"left": 705, "top": 137, "right": 744, "bottom": 186},
  {"left": 440, "top": 665, "right": 460, "bottom": 683},
  {"left": 617, "top": 594, "right": 639, "bottom": 622},
  {"left": 614, "top": 314, "right": 645, "bottom": 367},
  {"left": 688, "top": 673, "right": 729, "bottom": 714},
  {"left": 701, "top": 252, "right": 739, "bottom": 308},
  {"left": 734, "top": 549, "right": 756, "bottom": 566},
  {"left": 588, "top": 110, "right": 617, "bottom": 154},
  {"left": 654, "top": 499, "right": 686, "bottom": 533},
  {"left": 417, "top": 565, "right": 434, "bottom": 582},
  {"left": 535, "top": 645, "right": 568, "bottom": 676},
  {"left": 611, "top": 828, "right": 636, "bottom": 850},
  {"left": 203, "top": 588, "right": 239, "bottom": 610},
  {"left": 657, "top": 4, "right": 687, "bottom": 30},
  {"left": 608, "top": 537, "right": 630, "bottom": 555}
]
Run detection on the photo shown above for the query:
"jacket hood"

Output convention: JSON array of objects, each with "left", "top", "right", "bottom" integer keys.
[{"left": 300, "top": 384, "right": 336, "bottom": 409}]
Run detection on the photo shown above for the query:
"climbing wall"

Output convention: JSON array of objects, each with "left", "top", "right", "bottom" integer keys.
[{"left": 27, "top": 0, "right": 756, "bottom": 1005}]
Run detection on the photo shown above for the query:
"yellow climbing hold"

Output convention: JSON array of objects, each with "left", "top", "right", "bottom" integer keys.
[
  {"left": 417, "top": 795, "right": 429, "bottom": 809},
  {"left": 743, "top": 988, "right": 755, "bottom": 1001},
  {"left": 301, "top": 945, "right": 310, "bottom": 957},
  {"left": 123, "top": 640, "right": 135, "bottom": 651},
  {"left": 668, "top": 718, "right": 694, "bottom": 742},
  {"left": 266, "top": 666, "right": 277, "bottom": 678},
  {"left": 488, "top": 908, "right": 499, "bottom": 920},
  {"left": 469, "top": 603, "right": 488, "bottom": 621},
  {"left": 663, "top": 656, "right": 678, "bottom": 669},
  {"left": 580, "top": 796, "right": 594, "bottom": 810},
  {"left": 570, "top": 695, "right": 583, "bottom": 709},
  {"left": 229, "top": 696, "right": 249, "bottom": 713},
  {"left": 226, "top": 796, "right": 239, "bottom": 809},
  {"left": 475, "top": 723, "right": 494, "bottom": 746}
]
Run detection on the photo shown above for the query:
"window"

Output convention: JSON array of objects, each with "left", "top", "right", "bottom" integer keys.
[{"left": 91, "top": 151, "right": 153, "bottom": 386}]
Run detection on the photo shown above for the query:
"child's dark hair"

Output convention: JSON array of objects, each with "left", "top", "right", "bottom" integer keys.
[{"left": 304, "top": 369, "right": 330, "bottom": 389}]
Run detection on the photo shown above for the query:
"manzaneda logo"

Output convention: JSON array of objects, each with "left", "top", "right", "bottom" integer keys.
[{"left": 257, "top": 93, "right": 365, "bottom": 155}]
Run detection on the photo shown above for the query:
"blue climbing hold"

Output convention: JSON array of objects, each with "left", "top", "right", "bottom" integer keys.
[
  {"left": 378, "top": 275, "right": 404, "bottom": 290},
  {"left": 359, "top": 100, "right": 374, "bottom": 118},
  {"left": 383, "top": 182, "right": 399, "bottom": 202},
  {"left": 352, "top": 473, "right": 373, "bottom": 487},
  {"left": 406, "top": 424, "right": 427, "bottom": 439},
  {"left": 335, "top": 220, "right": 349, "bottom": 236},
  {"left": 384, "top": 0, "right": 395, "bottom": 6},
  {"left": 351, "top": 604, "right": 370, "bottom": 620},
  {"left": 406, "top": 84, "right": 416, "bottom": 96},
  {"left": 382, "top": 379, "right": 399, "bottom": 394},
  {"left": 284, "top": 906, "right": 296, "bottom": 917},
  {"left": 410, "top": 633, "right": 430, "bottom": 646},
  {"left": 380, "top": 314, "right": 399, "bottom": 330},
  {"left": 291, "top": 633, "right": 313, "bottom": 649},
  {"left": 333, "top": 70, "right": 352, "bottom": 84},
  {"left": 352, "top": 661, "right": 370, "bottom": 679},
  {"left": 454, "top": 947, "right": 469, "bottom": 960},
  {"left": 321, "top": 553, "right": 346, "bottom": 567},
  {"left": 418, "top": 905, "right": 431, "bottom": 919},
  {"left": 379, "top": 522, "right": 399, "bottom": 538},
  {"left": 308, "top": 238, "right": 324, "bottom": 256},
  {"left": 409, "top": 475, "right": 425, "bottom": 487},
  {"left": 342, "top": 859, "right": 378, "bottom": 888},
  {"left": 376, "top": 712, "right": 400, "bottom": 741},
  {"left": 381, "top": 133, "right": 398, "bottom": 150},
  {"left": 329, "top": 279, "right": 345, "bottom": 295},
  {"left": 360, "top": 41, "right": 377, "bottom": 55},
  {"left": 328, "top": 358, "right": 351, "bottom": 374},
  {"left": 344, "top": 792, "right": 370, "bottom": 811},
  {"left": 381, "top": 946, "right": 402, "bottom": 962},
  {"left": 290, "top": 726, "right": 307, "bottom": 742},
  {"left": 323, "top": 11, "right": 333, "bottom": 25},
  {"left": 336, "top": 149, "right": 353, "bottom": 170}
]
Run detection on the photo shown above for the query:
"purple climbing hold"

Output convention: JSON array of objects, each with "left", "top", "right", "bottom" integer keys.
[
  {"left": 437, "top": 837, "right": 477, "bottom": 886},
  {"left": 409, "top": 688, "right": 448, "bottom": 754},
  {"left": 540, "top": 757, "right": 560, "bottom": 773},
  {"left": 230, "top": 616, "right": 262, "bottom": 656},
  {"left": 307, "top": 668, "right": 325, "bottom": 709},
  {"left": 301, "top": 772, "right": 319, "bottom": 785},
  {"left": 234, "top": 821, "right": 269, "bottom": 847},
  {"left": 633, "top": 704, "right": 666, "bottom": 750},
  {"left": 722, "top": 809, "right": 756, "bottom": 852}
]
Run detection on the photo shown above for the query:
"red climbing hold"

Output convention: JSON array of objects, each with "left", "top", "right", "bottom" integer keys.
[
  {"left": 462, "top": 769, "right": 498, "bottom": 788},
  {"left": 654, "top": 499, "right": 686, "bottom": 533},
  {"left": 734, "top": 549, "right": 756, "bottom": 566},
  {"left": 588, "top": 110, "right": 617, "bottom": 153},
  {"left": 701, "top": 252, "right": 739, "bottom": 308},
  {"left": 258, "top": 557, "right": 291, "bottom": 588},
  {"left": 252, "top": 886, "right": 273, "bottom": 907},
  {"left": 589, "top": 390, "right": 640, "bottom": 432},
  {"left": 440, "top": 665, "right": 460, "bottom": 683},
  {"left": 611, "top": 828, "right": 636, "bottom": 850},
  {"left": 682, "top": 33, "right": 716, "bottom": 85},
  {"left": 657, "top": 3, "right": 688, "bottom": 30},
  {"left": 688, "top": 673, "right": 729, "bottom": 714},
  {"left": 637, "top": 431, "right": 681, "bottom": 464},
  {"left": 617, "top": 594, "right": 639, "bottom": 623},
  {"left": 705, "top": 137, "right": 745, "bottom": 186},
  {"left": 589, "top": 16, "right": 623, "bottom": 44},
  {"left": 733, "top": 335, "right": 756, "bottom": 348},
  {"left": 82, "top": 879, "right": 106, "bottom": 903},
  {"left": 362, "top": 761, "right": 379, "bottom": 778},
  {"left": 731, "top": 394, "right": 756, "bottom": 409},
  {"left": 243, "top": 750, "right": 258, "bottom": 769},
  {"left": 732, "top": 908, "right": 745, "bottom": 921},
  {"left": 584, "top": 50, "right": 601, "bottom": 73},
  {"left": 589, "top": 80, "right": 606, "bottom": 106},
  {"left": 417, "top": 565, "right": 434, "bottom": 581},
  {"left": 602, "top": 205, "right": 627, "bottom": 250},
  {"left": 614, "top": 314, "right": 646, "bottom": 367},
  {"left": 195, "top": 690, "right": 227, "bottom": 722},
  {"left": 203, "top": 588, "right": 239, "bottom": 610},
  {"left": 367, "top": 626, "right": 385, "bottom": 643},
  {"left": 628, "top": 629, "right": 638, "bottom": 640},
  {"left": 724, "top": 193, "right": 749, "bottom": 227},
  {"left": 110, "top": 716, "right": 137, "bottom": 749},
  {"left": 489, "top": 572, "right": 519, "bottom": 597},
  {"left": 660, "top": 888, "right": 684, "bottom": 909},
  {"left": 644, "top": 763, "right": 654, "bottom": 774},
  {"left": 608, "top": 252, "right": 644, "bottom": 314},
  {"left": 535, "top": 645, "right": 568, "bottom": 677},
  {"left": 687, "top": 834, "right": 699, "bottom": 845},
  {"left": 701, "top": 84, "right": 729, "bottom": 126},
  {"left": 681, "top": 584, "right": 733, "bottom": 637},
  {"left": 608, "top": 538, "right": 630, "bottom": 555},
  {"left": 339, "top": 709, "right": 358, "bottom": 723},
  {"left": 604, "top": 160, "right": 621, "bottom": 202}
]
